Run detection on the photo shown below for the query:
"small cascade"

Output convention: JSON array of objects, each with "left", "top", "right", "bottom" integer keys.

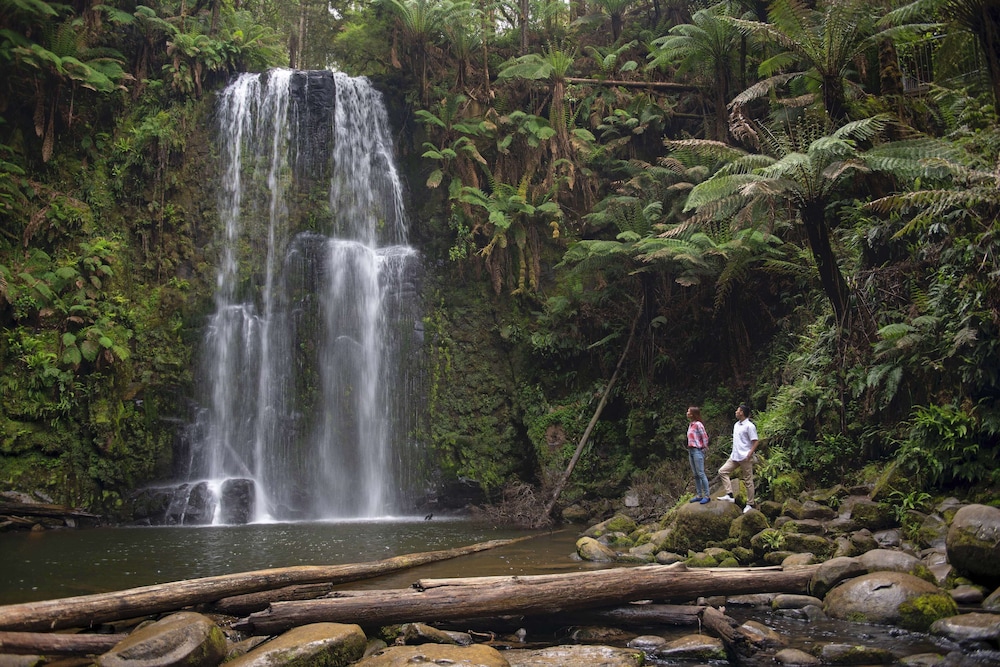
[{"left": 174, "top": 69, "right": 422, "bottom": 523}]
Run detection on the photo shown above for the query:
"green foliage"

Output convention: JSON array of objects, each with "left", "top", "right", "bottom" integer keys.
[{"left": 896, "top": 403, "right": 997, "bottom": 489}]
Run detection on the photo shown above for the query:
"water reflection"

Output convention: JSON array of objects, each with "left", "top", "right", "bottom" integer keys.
[{"left": 0, "top": 521, "right": 590, "bottom": 604}]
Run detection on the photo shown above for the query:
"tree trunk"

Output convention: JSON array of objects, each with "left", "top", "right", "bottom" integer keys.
[
  {"left": 520, "top": 0, "right": 529, "bottom": 54},
  {"left": 238, "top": 564, "right": 818, "bottom": 634},
  {"left": 564, "top": 77, "right": 697, "bottom": 91},
  {"left": 0, "top": 538, "right": 529, "bottom": 632},
  {"left": 801, "top": 203, "right": 851, "bottom": 330}
]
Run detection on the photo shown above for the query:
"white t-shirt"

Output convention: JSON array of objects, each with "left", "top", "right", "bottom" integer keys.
[{"left": 732, "top": 418, "right": 758, "bottom": 461}]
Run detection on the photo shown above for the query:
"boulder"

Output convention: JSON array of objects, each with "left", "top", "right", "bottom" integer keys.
[
  {"left": 773, "top": 594, "right": 824, "bottom": 610},
  {"left": 849, "top": 499, "right": 895, "bottom": 532},
  {"left": 656, "top": 634, "right": 726, "bottom": 660},
  {"left": 816, "top": 643, "right": 895, "bottom": 664},
  {"left": 575, "top": 536, "right": 617, "bottom": 562},
  {"left": 823, "top": 571, "right": 957, "bottom": 631},
  {"left": 858, "top": 549, "right": 933, "bottom": 581},
  {"left": 930, "top": 612, "right": 1000, "bottom": 643},
  {"left": 98, "top": 612, "right": 227, "bottom": 667},
  {"left": 661, "top": 500, "right": 742, "bottom": 553},
  {"left": 774, "top": 647, "right": 821, "bottom": 665},
  {"left": 810, "top": 556, "right": 867, "bottom": 599},
  {"left": 226, "top": 623, "right": 366, "bottom": 667},
  {"left": 503, "top": 645, "right": 642, "bottom": 667},
  {"left": 946, "top": 504, "right": 1000, "bottom": 586},
  {"left": 983, "top": 586, "right": 1000, "bottom": 612},
  {"left": 218, "top": 478, "right": 255, "bottom": 525},
  {"left": 783, "top": 533, "right": 835, "bottom": 558},
  {"left": 356, "top": 645, "right": 509, "bottom": 667},
  {"left": 583, "top": 514, "right": 637, "bottom": 538}
]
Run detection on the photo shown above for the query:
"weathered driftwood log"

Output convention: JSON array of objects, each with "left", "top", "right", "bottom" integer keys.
[
  {"left": 0, "top": 631, "right": 126, "bottom": 655},
  {"left": 701, "top": 605, "right": 783, "bottom": 667},
  {"left": 0, "top": 537, "right": 529, "bottom": 632},
  {"left": 239, "top": 564, "right": 819, "bottom": 634},
  {"left": 536, "top": 603, "right": 705, "bottom": 628},
  {"left": 0, "top": 502, "right": 101, "bottom": 521}
]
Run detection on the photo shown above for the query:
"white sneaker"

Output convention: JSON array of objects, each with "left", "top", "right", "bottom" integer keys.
[
  {"left": 743, "top": 504, "right": 753, "bottom": 514},
  {"left": 717, "top": 494, "right": 735, "bottom": 502}
]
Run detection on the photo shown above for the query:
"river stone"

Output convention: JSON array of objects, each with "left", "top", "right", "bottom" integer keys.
[
  {"left": 773, "top": 593, "right": 824, "bottom": 609},
  {"left": 858, "top": 549, "right": 931, "bottom": 580},
  {"left": 849, "top": 528, "right": 879, "bottom": 554},
  {"left": 503, "top": 644, "right": 642, "bottom": 666},
  {"left": 356, "top": 644, "right": 509, "bottom": 667},
  {"left": 729, "top": 509, "right": 770, "bottom": 546},
  {"left": 783, "top": 533, "right": 834, "bottom": 557},
  {"left": 774, "top": 647, "right": 821, "bottom": 665},
  {"left": 226, "top": 623, "right": 366, "bottom": 667},
  {"left": 823, "top": 571, "right": 957, "bottom": 631},
  {"left": 741, "top": 619, "right": 785, "bottom": 646},
  {"left": 832, "top": 536, "right": 854, "bottom": 559},
  {"left": 569, "top": 626, "right": 632, "bottom": 642},
  {"left": 399, "top": 622, "right": 459, "bottom": 645},
  {"left": 946, "top": 504, "right": 1000, "bottom": 586},
  {"left": 949, "top": 584, "right": 985, "bottom": 604},
  {"left": 656, "top": 634, "right": 726, "bottom": 660},
  {"left": 781, "top": 552, "right": 817, "bottom": 569},
  {"left": 576, "top": 536, "right": 617, "bottom": 562},
  {"left": 584, "top": 514, "right": 637, "bottom": 538},
  {"left": 218, "top": 478, "right": 255, "bottom": 525},
  {"left": 930, "top": 612, "right": 1000, "bottom": 643},
  {"left": 810, "top": 556, "right": 867, "bottom": 599},
  {"left": 983, "top": 586, "right": 1000, "bottom": 612},
  {"left": 817, "top": 642, "right": 894, "bottom": 664},
  {"left": 626, "top": 634, "right": 667, "bottom": 652},
  {"left": 899, "top": 653, "right": 947, "bottom": 666},
  {"left": 785, "top": 499, "right": 837, "bottom": 521},
  {"left": 99, "top": 611, "right": 226, "bottom": 667}
]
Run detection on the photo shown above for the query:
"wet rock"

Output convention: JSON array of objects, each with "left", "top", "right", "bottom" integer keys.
[
  {"left": 983, "top": 586, "right": 1000, "bottom": 612},
  {"left": 357, "top": 644, "right": 508, "bottom": 667},
  {"left": 729, "top": 509, "right": 770, "bottom": 545},
  {"left": 654, "top": 550, "right": 684, "bottom": 564},
  {"left": 823, "top": 571, "right": 957, "bottom": 631},
  {"left": 774, "top": 647, "right": 821, "bottom": 665},
  {"left": 626, "top": 634, "right": 667, "bottom": 652},
  {"left": 218, "top": 478, "right": 255, "bottom": 525},
  {"left": 773, "top": 593, "right": 824, "bottom": 609},
  {"left": 817, "top": 642, "right": 894, "bottom": 664},
  {"left": 832, "top": 536, "right": 854, "bottom": 558},
  {"left": 656, "top": 634, "right": 726, "bottom": 660},
  {"left": 899, "top": 653, "right": 947, "bottom": 666},
  {"left": 946, "top": 504, "right": 1000, "bottom": 587},
  {"left": 399, "top": 622, "right": 459, "bottom": 645},
  {"left": 621, "top": 542, "right": 656, "bottom": 563},
  {"left": 503, "top": 644, "right": 641, "bottom": 666},
  {"left": 874, "top": 529, "right": 903, "bottom": 548},
  {"left": 99, "top": 611, "right": 227, "bottom": 667},
  {"left": 575, "top": 536, "right": 617, "bottom": 562},
  {"left": 569, "top": 626, "right": 632, "bottom": 643},
  {"left": 559, "top": 504, "right": 590, "bottom": 524},
  {"left": 930, "top": 612, "right": 1000, "bottom": 643},
  {"left": 226, "top": 623, "right": 366, "bottom": 667},
  {"left": 810, "top": 556, "right": 867, "bottom": 599},
  {"left": 858, "top": 549, "right": 932, "bottom": 580},
  {"left": 741, "top": 619, "right": 785, "bottom": 646},
  {"left": 948, "top": 585, "right": 985, "bottom": 605}
]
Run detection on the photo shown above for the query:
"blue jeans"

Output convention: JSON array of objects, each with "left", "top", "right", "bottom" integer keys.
[{"left": 688, "top": 447, "right": 710, "bottom": 497}]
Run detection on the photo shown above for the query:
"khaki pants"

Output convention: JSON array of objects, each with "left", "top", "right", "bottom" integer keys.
[{"left": 719, "top": 457, "right": 754, "bottom": 504}]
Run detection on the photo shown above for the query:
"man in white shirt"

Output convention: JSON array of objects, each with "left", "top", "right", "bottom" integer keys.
[{"left": 717, "top": 403, "right": 759, "bottom": 513}]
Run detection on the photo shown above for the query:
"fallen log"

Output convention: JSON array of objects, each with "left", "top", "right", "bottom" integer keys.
[
  {"left": 239, "top": 563, "right": 819, "bottom": 634},
  {"left": 0, "top": 631, "right": 126, "bottom": 655},
  {"left": 701, "top": 605, "right": 782, "bottom": 667},
  {"left": 537, "top": 603, "right": 705, "bottom": 628},
  {"left": 0, "top": 537, "right": 531, "bottom": 632}
]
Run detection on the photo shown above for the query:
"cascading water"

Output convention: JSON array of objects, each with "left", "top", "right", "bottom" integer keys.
[{"left": 180, "top": 69, "right": 423, "bottom": 523}]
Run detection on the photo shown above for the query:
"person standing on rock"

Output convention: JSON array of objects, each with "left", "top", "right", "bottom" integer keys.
[
  {"left": 686, "top": 406, "right": 711, "bottom": 504},
  {"left": 717, "top": 403, "right": 759, "bottom": 513}
]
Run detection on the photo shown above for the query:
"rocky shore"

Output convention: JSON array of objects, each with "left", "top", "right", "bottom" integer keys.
[{"left": 1, "top": 487, "right": 999, "bottom": 666}]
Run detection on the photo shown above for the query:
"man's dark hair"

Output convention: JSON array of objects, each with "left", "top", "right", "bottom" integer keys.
[{"left": 739, "top": 403, "right": 751, "bottom": 418}]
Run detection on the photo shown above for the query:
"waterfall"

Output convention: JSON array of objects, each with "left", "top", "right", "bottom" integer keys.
[{"left": 183, "top": 69, "right": 422, "bottom": 522}]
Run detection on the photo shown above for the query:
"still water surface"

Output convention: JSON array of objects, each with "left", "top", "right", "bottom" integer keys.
[{"left": 0, "top": 519, "right": 593, "bottom": 605}]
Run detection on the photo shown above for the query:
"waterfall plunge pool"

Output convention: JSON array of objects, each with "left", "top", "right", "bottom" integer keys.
[{"left": 0, "top": 521, "right": 591, "bottom": 605}]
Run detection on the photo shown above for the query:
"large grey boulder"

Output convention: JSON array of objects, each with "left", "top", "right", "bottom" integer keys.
[
  {"left": 930, "top": 613, "right": 1000, "bottom": 644},
  {"left": 946, "top": 504, "right": 1000, "bottom": 586},
  {"left": 858, "top": 549, "right": 932, "bottom": 580},
  {"left": 810, "top": 556, "right": 867, "bottom": 599},
  {"left": 98, "top": 612, "right": 226, "bottom": 667},
  {"left": 823, "top": 571, "right": 957, "bottom": 631},
  {"left": 226, "top": 623, "right": 366, "bottom": 667}
]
